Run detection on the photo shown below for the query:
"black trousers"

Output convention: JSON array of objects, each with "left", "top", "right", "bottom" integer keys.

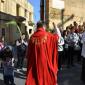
[
  {"left": 75, "top": 50, "right": 81, "bottom": 62},
  {"left": 67, "top": 46, "right": 74, "bottom": 67},
  {"left": 64, "top": 48, "right": 68, "bottom": 65},
  {"left": 58, "top": 51, "right": 63, "bottom": 70},
  {"left": 17, "top": 56, "right": 24, "bottom": 68},
  {"left": 4, "top": 75, "right": 15, "bottom": 85},
  {"left": 81, "top": 57, "right": 85, "bottom": 83},
  {"left": 17, "top": 51, "right": 25, "bottom": 68}
]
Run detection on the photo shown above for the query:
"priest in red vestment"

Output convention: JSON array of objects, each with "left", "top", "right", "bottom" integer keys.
[{"left": 25, "top": 21, "right": 59, "bottom": 85}]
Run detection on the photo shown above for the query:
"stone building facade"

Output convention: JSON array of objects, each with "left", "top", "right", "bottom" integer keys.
[
  {"left": 0, "top": 0, "right": 34, "bottom": 44},
  {"left": 45, "top": 0, "right": 85, "bottom": 29}
]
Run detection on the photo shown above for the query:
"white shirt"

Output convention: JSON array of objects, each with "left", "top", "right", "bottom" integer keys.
[{"left": 16, "top": 39, "right": 28, "bottom": 46}]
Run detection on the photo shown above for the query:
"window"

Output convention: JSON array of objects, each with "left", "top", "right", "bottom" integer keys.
[
  {"left": 16, "top": 4, "right": 20, "bottom": 16},
  {"left": 24, "top": 9, "right": 27, "bottom": 17},
  {"left": 29, "top": 29, "right": 32, "bottom": 34},
  {"left": 17, "top": 23, "right": 21, "bottom": 29},
  {"left": 1, "top": 0, "right": 5, "bottom": 2},
  {"left": 2, "top": 28, "right": 5, "bottom": 36}
]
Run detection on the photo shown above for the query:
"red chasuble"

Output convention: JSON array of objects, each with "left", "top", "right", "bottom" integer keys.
[{"left": 26, "top": 28, "right": 59, "bottom": 85}]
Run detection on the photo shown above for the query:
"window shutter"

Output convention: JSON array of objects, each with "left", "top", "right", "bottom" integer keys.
[{"left": 1, "top": 0, "right": 5, "bottom": 2}]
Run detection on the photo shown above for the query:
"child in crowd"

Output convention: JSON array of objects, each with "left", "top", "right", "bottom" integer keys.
[{"left": 2, "top": 47, "right": 15, "bottom": 85}]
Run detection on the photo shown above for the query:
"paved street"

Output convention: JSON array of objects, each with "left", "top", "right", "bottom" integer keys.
[
  {"left": 58, "top": 63, "right": 84, "bottom": 85},
  {"left": 0, "top": 63, "right": 84, "bottom": 85}
]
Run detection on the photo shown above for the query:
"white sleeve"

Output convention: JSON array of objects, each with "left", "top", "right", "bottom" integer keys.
[
  {"left": 16, "top": 40, "right": 21, "bottom": 46},
  {"left": 58, "top": 37, "right": 64, "bottom": 45},
  {"left": 23, "top": 41, "right": 28, "bottom": 46},
  {"left": 22, "top": 40, "right": 28, "bottom": 46},
  {"left": 54, "top": 26, "right": 61, "bottom": 37}
]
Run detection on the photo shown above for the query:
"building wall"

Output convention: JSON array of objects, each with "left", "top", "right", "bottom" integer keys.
[
  {"left": 0, "top": 0, "right": 34, "bottom": 21},
  {"left": 46, "top": 0, "right": 85, "bottom": 29},
  {"left": 64, "top": 0, "right": 85, "bottom": 26},
  {"left": 0, "top": 0, "right": 34, "bottom": 44}
]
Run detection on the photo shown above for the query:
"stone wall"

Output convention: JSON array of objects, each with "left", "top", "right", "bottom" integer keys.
[{"left": 46, "top": 0, "right": 85, "bottom": 29}]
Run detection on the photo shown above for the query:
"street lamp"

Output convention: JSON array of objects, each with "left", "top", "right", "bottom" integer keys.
[{"left": 52, "top": 0, "right": 65, "bottom": 28}]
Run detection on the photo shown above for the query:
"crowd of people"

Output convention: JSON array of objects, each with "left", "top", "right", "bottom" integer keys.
[
  {"left": 0, "top": 21, "right": 85, "bottom": 85},
  {"left": 57, "top": 21, "right": 85, "bottom": 84},
  {"left": 0, "top": 34, "right": 28, "bottom": 85},
  {"left": 25, "top": 21, "right": 85, "bottom": 85}
]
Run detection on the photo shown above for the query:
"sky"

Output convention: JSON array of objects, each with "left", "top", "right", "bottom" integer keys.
[{"left": 28, "top": 0, "right": 40, "bottom": 23}]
